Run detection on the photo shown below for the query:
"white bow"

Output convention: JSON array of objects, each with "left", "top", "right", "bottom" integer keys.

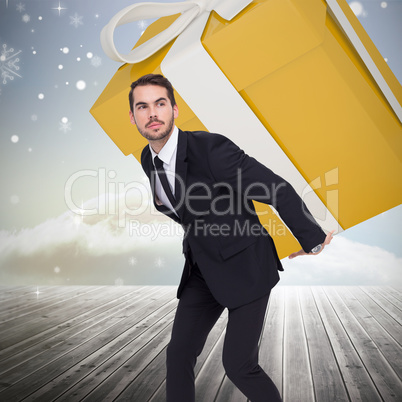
[{"left": 100, "top": 0, "right": 252, "bottom": 64}]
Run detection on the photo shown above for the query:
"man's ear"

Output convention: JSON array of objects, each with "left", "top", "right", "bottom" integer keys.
[
  {"left": 129, "top": 110, "right": 136, "bottom": 125},
  {"left": 173, "top": 104, "right": 179, "bottom": 119}
]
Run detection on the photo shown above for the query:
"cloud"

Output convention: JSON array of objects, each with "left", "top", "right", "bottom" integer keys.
[
  {"left": 0, "top": 192, "right": 183, "bottom": 259},
  {"left": 0, "top": 192, "right": 185, "bottom": 286},
  {"left": 280, "top": 235, "right": 402, "bottom": 286}
]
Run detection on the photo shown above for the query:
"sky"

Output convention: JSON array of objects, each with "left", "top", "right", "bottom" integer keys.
[{"left": 0, "top": 0, "right": 401, "bottom": 287}]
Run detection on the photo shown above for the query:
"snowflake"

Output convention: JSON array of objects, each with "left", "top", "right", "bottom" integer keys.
[
  {"left": 70, "top": 13, "right": 83, "bottom": 28},
  {"left": 34, "top": 286, "right": 42, "bottom": 298},
  {"left": 129, "top": 257, "right": 137, "bottom": 266},
  {"left": 90, "top": 55, "right": 102, "bottom": 67},
  {"left": 22, "top": 14, "right": 30, "bottom": 23},
  {"left": 115, "top": 277, "right": 124, "bottom": 286},
  {"left": 16, "top": 3, "right": 25, "bottom": 12},
  {"left": 155, "top": 257, "right": 165, "bottom": 268},
  {"left": 137, "top": 20, "right": 148, "bottom": 30},
  {"left": 0, "top": 44, "right": 22, "bottom": 85},
  {"left": 59, "top": 120, "right": 72, "bottom": 133},
  {"left": 52, "top": 2, "right": 67, "bottom": 16}
]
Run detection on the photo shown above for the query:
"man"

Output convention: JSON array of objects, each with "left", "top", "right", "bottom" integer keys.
[{"left": 129, "top": 74, "right": 333, "bottom": 401}]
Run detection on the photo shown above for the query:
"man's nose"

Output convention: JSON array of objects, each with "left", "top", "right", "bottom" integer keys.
[{"left": 149, "top": 107, "right": 157, "bottom": 119}]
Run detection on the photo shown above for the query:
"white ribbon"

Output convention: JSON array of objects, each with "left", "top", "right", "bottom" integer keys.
[
  {"left": 326, "top": 0, "right": 402, "bottom": 123},
  {"left": 100, "top": 0, "right": 252, "bottom": 64}
]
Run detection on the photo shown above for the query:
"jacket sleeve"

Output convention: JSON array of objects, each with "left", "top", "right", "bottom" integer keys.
[{"left": 206, "top": 133, "right": 326, "bottom": 253}]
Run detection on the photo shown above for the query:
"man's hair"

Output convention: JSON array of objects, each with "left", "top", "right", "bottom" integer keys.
[{"left": 129, "top": 74, "right": 176, "bottom": 114}]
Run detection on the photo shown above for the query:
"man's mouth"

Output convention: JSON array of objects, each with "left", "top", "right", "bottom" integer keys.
[{"left": 147, "top": 121, "right": 163, "bottom": 129}]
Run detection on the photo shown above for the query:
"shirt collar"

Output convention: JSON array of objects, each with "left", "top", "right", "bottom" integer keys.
[{"left": 150, "top": 125, "right": 179, "bottom": 166}]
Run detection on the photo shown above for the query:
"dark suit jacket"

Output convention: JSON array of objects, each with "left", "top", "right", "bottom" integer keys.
[{"left": 141, "top": 130, "right": 326, "bottom": 308}]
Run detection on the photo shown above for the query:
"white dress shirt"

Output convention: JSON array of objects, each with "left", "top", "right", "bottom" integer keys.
[{"left": 149, "top": 126, "right": 179, "bottom": 215}]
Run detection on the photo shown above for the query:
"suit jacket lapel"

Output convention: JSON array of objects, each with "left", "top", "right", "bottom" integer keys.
[
  {"left": 175, "top": 130, "right": 188, "bottom": 221},
  {"left": 153, "top": 178, "right": 182, "bottom": 224},
  {"left": 144, "top": 147, "right": 181, "bottom": 224}
]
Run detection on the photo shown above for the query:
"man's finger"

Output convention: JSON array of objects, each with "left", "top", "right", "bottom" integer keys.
[
  {"left": 289, "top": 249, "right": 305, "bottom": 259},
  {"left": 325, "top": 230, "right": 335, "bottom": 245}
]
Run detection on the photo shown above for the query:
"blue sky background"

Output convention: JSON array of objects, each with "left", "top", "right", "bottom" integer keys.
[{"left": 0, "top": 0, "right": 401, "bottom": 286}]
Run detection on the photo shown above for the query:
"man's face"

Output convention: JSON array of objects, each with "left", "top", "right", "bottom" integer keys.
[{"left": 129, "top": 84, "right": 178, "bottom": 142}]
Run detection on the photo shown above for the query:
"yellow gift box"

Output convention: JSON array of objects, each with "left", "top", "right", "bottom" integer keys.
[{"left": 91, "top": 0, "right": 402, "bottom": 258}]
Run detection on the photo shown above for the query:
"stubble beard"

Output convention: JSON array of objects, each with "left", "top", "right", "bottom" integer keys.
[{"left": 137, "top": 112, "right": 175, "bottom": 142}]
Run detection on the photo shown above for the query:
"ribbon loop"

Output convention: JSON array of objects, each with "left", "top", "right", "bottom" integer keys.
[{"left": 100, "top": 0, "right": 252, "bottom": 64}]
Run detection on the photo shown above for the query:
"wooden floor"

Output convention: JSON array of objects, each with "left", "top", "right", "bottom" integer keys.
[{"left": 0, "top": 286, "right": 401, "bottom": 402}]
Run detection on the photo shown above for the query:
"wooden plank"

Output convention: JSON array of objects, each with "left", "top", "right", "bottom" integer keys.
[
  {"left": 116, "top": 345, "right": 168, "bottom": 402},
  {"left": 312, "top": 287, "right": 382, "bottom": 401},
  {"left": 335, "top": 287, "right": 402, "bottom": 379},
  {"left": 0, "top": 288, "right": 175, "bottom": 399},
  {"left": 324, "top": 287, "right": 402, "bottom": 401},
  {"left": 0, "top": 286, "right": 159, "bottom": 375},
  {"left": 283, "top": 287, "right": 314, "bottom": 402},
  {"left": 0, "top": 286, "right": 107, "bottom": 344},
  {"left": 0, "top": 286, "right": 133, "bottom": 349},
  {"left": 372, "top": 287, "right": 402, "bottom": 311},
  {"left": 23, "top": 291, "right": 177, "bottom": 401},
  {"left": 350, "top": 287, "right": 402, "bottom": 346},
  {"left": 0, "top": 286, "right": 150, "bottom": 363},
  {"left": 0, "top": 286, "right": 52, "bottom": 304},
  {"left": 0, "top": 286, "right": 103, "bottom": 322},
  {"left": 298, "top": 287, "right": 349, "bottom": 401},
  {"left": 360, "top": 287, "right": 402, "bottom": 324},
  {"left": 80, "top": 314, "right": 176, "bottom": 401},
  {"left": 381, "top": 286, "right": 402, "bottom": 303},
  {"left": 0, "top": 286, "right": 400, "bottom": 402},
  {"left": 0, "top": 285, "right": 29, "bottom": 295}
]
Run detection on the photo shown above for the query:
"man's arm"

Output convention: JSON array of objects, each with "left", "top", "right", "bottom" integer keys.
[
  {"left": 289, "top": 230, "right": 334, "bottom": 258},
  {"left": 206, "top": 133, "right": 328, "bottom": 253}
]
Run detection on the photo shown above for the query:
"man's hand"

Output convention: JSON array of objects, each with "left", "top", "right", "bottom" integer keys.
[{"left": 288, "top": 230, "right": 335, "bottom": 259}]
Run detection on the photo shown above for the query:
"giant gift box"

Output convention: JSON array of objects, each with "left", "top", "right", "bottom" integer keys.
[{"left": 91, "top": 0, "right": 402, "bottom": 258}]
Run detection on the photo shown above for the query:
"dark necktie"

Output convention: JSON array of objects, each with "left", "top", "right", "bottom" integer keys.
[{"left": 154, "top": 155, "right": 177, "bottom": 209}]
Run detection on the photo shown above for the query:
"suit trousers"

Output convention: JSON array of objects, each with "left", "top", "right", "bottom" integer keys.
[{"left": 166, "top": 262, "right": 282, "bottom": 402}]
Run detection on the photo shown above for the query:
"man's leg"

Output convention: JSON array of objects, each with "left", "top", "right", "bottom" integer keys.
[
  {"left": 222, "top": 292, "right": 282, "bottom": 402},
  {"left": 166, "top": 264, "right": 224, "bottom": 402}
]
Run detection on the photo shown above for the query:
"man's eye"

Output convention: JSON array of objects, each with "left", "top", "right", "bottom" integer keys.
[
  {"left": 158, "top": 102, "right": 165, "bottom": 107},
  {"left": 138, "top": 105, "right": 146, "bottom": 110}
]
